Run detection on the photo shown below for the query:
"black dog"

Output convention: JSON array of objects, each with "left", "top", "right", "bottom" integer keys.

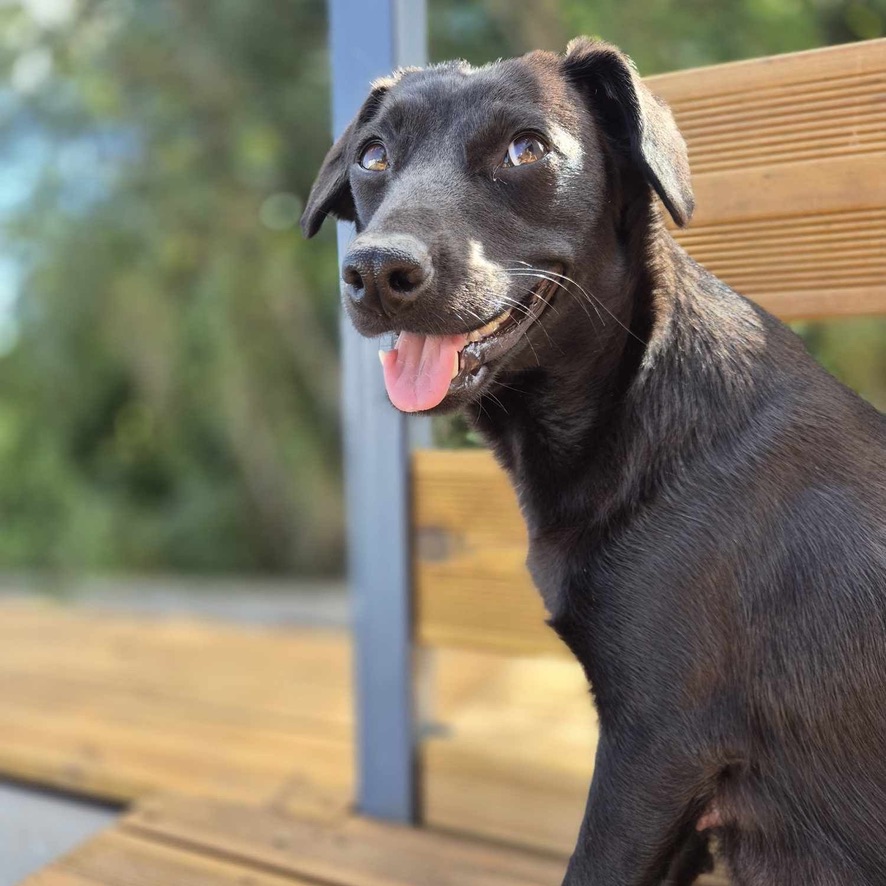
[{"left": 303, "top": 39, "right": 886, "bottom": 886}]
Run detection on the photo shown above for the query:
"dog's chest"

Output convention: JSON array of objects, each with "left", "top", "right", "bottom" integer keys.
[
  {"left": 526, "top": 530, "right": 629, "bottom": 699},
  {"left": 525, "top": 529, "right": 589, "bottom": 619}
]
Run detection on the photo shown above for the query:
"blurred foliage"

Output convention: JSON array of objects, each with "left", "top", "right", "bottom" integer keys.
[
  {"left": 0, "top": 0, "right": 882, "bottom": 574},
  {"left": 0, "top": 0, "right": 342, "bottom": 574}
]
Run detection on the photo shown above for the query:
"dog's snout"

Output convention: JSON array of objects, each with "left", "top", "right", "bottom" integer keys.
[{"left": 342, "top": 234, "right": 431, "bottom": 317}]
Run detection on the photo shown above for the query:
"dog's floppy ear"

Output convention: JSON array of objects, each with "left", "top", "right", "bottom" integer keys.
[
  {"left": 563, "top": 38, "right": 694, "bottom": 227},
  {"left": 301, "top": 80, "right": 392, "bottom": 238}
]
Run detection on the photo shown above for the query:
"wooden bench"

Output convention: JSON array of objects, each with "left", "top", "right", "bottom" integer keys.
[{"left": 414, "top": 36, "right": 886, "bottom": 856}]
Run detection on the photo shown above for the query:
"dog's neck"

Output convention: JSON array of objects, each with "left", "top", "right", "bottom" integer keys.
[{"left": 469, "top": 202, "right": 772, "bottom": 544}]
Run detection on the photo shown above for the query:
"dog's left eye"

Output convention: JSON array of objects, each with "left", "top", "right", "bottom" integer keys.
[
  {"left": 359, "top": 141, "right": 389, "bottom": 171},
  {"left": 503, "top": 133, "right": 549, "bottom": 168}
]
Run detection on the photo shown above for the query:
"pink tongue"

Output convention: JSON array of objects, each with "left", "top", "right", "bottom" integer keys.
[{"left": 381, "top": 332, "right": 465, "bottom": 413}]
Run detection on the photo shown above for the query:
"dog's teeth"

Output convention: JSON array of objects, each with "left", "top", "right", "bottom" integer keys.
[
  {"left": 379, "top": 349, "right": 395, "bottom": 367},
  {"left": 468, "top": 309, "right": 512, "bottom": 342}
]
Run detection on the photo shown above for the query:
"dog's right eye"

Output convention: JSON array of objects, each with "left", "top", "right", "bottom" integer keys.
[
  {"left": 503, "top": 133, "right": 549, "bottom": 168},
  {"left": 359, "top": 142, "right": 389, "bottom": 172}
]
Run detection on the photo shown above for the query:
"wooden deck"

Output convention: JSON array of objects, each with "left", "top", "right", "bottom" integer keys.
[
  {"left": 0, "top": 601, "right": 354, "bottom": 817},
  {"left": 0, "top": 600, "right": 729, "bottom": 884},
  {"left": 0, "top": 599, "right": 601, "bottom": 854},
  {"left": 26, "top": 795, "right": 729, "bottom": 885},
  {"left": 28, "top": 794, "right": 569, "bottom": 886}
]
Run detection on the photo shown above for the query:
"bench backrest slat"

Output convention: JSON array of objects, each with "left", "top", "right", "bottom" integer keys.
[{"left": 654, "top": 39, "right": 886, "bottom": 320}]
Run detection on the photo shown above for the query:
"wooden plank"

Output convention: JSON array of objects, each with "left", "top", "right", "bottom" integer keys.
[
  {"left": 0, "top": 609, "right": 353, "bottom": 735},
  {"left": 124, "top": 794, "right": 569, "bottom": 886},
  {"left": 643, "top": 39, "right": 886, "bottom": 319},
  {"left": 0, "top": 602, "right": 352, "bottom": 816},
  {"left": 0, "top": 665, "right": 350, "bottom": 743},
  {"left": 29, "top": 804, "right": 731, "bottom": 885},
  {"left": 413, "top": 449, "right": 565, "bottom": 657},
  {"left": 0, "top": 701, "right": 351, "bottom": 808},
  {"left": 24, "top": 872, "right": 98, "bottom": 886},
  {"left": 0, "top": 602, "right": 352, "bottom": 688},
  {"left": 648, "top": 38, "right": 886, "bottom": 177},
  {"left": 647, "top": 39, "right": 885, "bottom": 106},
  {"left": 682, "top": 181, "right": 885, "bottom": 321},
  {"left": 25, "top": 828, "right": 313, "bottom": 886},
  {"left": 424, "top": 739, "right": 589, "bottom": 856},
  {"left": 686, "top": 155, "right": 885, "bottom": 227},
  {"left": 424, "top": 649, "right": 596, "bottom": 854},
  {"left": 124, "top": 795, "right": 730, "bottom": 885}
]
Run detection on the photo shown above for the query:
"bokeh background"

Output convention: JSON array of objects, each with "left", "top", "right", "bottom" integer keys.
[{"left": 0, "top": 0, "right": 883, "bottom": 582}]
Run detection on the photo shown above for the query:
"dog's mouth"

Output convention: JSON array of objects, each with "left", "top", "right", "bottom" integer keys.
[{"left": 379, "top": 272, "right": 559, "bottom": 413}]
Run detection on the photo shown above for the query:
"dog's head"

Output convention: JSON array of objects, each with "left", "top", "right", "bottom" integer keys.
[{"left": 303, "top": 39, "right": 693, "bottom": 414}]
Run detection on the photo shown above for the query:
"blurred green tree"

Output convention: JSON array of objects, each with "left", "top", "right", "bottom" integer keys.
[
  {"left": 0, "top": 0, "right": 344, "bottom": 573},
  {"left": 0, "top": 0, "right": 882, "bottom": 573}
]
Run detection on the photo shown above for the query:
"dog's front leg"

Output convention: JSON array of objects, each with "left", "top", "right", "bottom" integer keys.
[{"left": 563, "top": 730, "right": 707, "bottom": 886}]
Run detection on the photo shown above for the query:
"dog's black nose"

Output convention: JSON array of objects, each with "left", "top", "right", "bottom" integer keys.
[{"left": 342, "top": 234, "right": 431, "bottom": 317}]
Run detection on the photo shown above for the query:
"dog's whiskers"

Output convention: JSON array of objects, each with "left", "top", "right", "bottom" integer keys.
[
  {"left": 484, "top": 389, "right": 509, "bottom": 414},
  {"left": 503, "top": 268, "right": 603, "bottom": 327},
  {"left": 498, "top": 287, "right": 559, "bottom": 351},
  {"left": 505, "top": 263, "right": 648, "bottom": 346},
  {"left": 494, "top": 379, "right": 529, "bottom": 396}
]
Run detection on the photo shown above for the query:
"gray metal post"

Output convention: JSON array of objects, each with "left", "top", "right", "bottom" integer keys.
[{"left": 330, "top": 0, "right": 427, "bottom": 822}]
